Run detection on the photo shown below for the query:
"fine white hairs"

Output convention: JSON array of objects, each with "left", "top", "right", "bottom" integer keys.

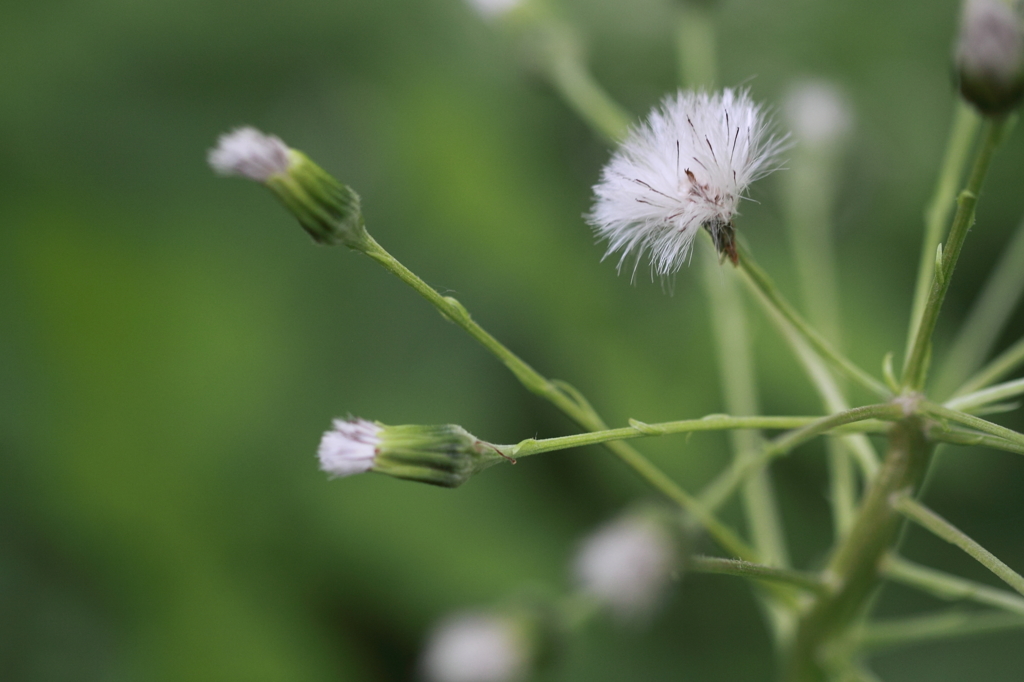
[
  {"left": 587, "top": 88, "right": 786, "bottom": 277},
  {"left": 208, "top": 127, "right": 292, "bottom": 182},
  {"left": 420, "top": 612, "right": 528, "bottom": 682},
  {"left": 317, "top": 418, "right": 381, "bottom": 478}
]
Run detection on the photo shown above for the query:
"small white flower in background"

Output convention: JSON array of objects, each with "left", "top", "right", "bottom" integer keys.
[
  {"left": 587, "top": 88, "right": 786, "bottom": 275},
  {"left": 955, "top": 0, "right": 1024, "bottom": 113},
  {"left": 464, "top": 0, "right": 523, "bottom": 20},
  {"left": 207, "top": 127, "right": 292, "bottom": 182},
  {"left": 420, "top": 612, "right": 529, "bottom": 682},
  {"left": 784, "top": 81, "right": 853, "bottom": 146},
  {"left": 317, "top": 418, "right": 381, "bottom": 478},
  {"left": 573, "top": 513, "right": 677, "bottom": 621}
]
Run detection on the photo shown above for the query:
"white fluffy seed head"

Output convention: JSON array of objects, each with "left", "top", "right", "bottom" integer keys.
[
  {"left": 317, "top": 418, "right": 381, "bottom": 478},
  {"left": 573, "top": 514, "right": 677, "bottom": 621},
  {"left": 784, "top": 80, "right": 853, "bottom": 146},
  {"left": 587, "top": 88, "right": 786, "bottom": 277},
  {"left": 464, "top": 0, "right": 523, "bottom": 19},
  {"left": 420, "top": 612, "right": 529, "bottom": 682},
  {"left": 208, "top": 127, "right": 292, "bottom": 182}
]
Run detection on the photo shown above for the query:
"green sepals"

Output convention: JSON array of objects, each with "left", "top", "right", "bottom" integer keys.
[
  {"left": 264, "top": 151, "right": 369, "bottom": 248},
  {"left": 373, "top": 424, "right": 506, "bottom": 488}
]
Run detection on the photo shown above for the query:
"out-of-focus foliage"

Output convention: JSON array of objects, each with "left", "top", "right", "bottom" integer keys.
[{"left": 2, "top": 0, "right": 1024, "bottom": 680}]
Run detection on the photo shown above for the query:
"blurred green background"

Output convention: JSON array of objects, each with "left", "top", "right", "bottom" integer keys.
[{"left": 3, "top": 0, "right": 1024, "bottom": 680}]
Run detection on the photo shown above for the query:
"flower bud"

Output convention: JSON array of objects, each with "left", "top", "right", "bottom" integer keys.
[
  {"left": 464, "top": 0, "right": 525, "bottom": 21},
  {"left": 955, "top": 0, "right": 1024, "bottom": 114},
  {"left": 420, "top": 611, "right": 530, "bottom": 682},
  {"left": 572, "top": 509, "right": 681, "bottom": 622},
  {"left": 317, "top": 418, "right": 507, "bottom": 488},
  {"left": 784, "top": 80, "right": 854, "bottom": 148},
  {"left": 209, "top": 127, "right": 368, "bottom": 247}
]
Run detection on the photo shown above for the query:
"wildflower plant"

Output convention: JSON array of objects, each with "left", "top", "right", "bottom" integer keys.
[{"left": 211, "top": 0, "right": 1024, "bottom": 679}]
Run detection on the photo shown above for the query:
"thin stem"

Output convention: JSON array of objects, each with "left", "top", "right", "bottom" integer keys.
[
  {"left": 700, "top": 404, "right": 903, "bottom": 513},
  {"left": 920, "top": 401, "right": 1024, "bottom": 451},
  {"left": 358, "top": 235, "right": 756, "bottom": 559},
  {"left": 901, "top": 118, "right": 1009, "bottom": 390},
  {"left": 507, "top": 414, "right": 822, "bottom": 457},
  {"left": 689, "top": 556, "right": 829, "bottom": 596},
  {"left": 855, "top": 611, "right": 1024, "bottom": 652},
  {"left": 904, "top": 103, "right": 981, "bottom": 364},
  {"left": 892, "top": 494, "right": 1024, "bottom": 597},
  {"left": 944, "top": 376, "right": 1024, "bottom": 412},
  {"left": 781, "top": 128, "right": 856, "bottom": 540},
  {"left": 934, "top": 214, "right": 1024, "bottom": 398},
  {"left": 927, "top": 427, "right": 1024, "bottom": 456},
  {"left": 675, "top": 2, "right": 717, "bottom": 89},
  {"left": 535, "top": 22, "right": 631, "bottom": 144},
  {"left": 883, "top": 555, "right": 1024, "bottom": 615},
  {"left": 953, "top": 334, "right": 1024, "bottom": 397},
  {"left": 736, "top": 246, "right": 891, "bottom": 399},
  {"left": 701, "top": 251, "right": 790, "bottom": 569},
  {"left": 738, "top": 253, "right": 881, "bottom": 479}
]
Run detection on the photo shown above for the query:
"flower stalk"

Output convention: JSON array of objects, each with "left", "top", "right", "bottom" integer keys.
[{"left": 901, "top": 116, "right": 1010, "bottom": 391}]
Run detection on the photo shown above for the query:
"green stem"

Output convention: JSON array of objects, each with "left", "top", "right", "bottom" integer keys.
[
  {"left": 934, "top": 214, "right": 1024, "bottom": 398},
  {"left": 920, "top": 401, "right": 1024, "bottom": 451},
  {"left": 892, "top": 495, "right": 1024, "bottom": 597},
  {"left": 901, "top": 118, "right": 1009, "bottom": 390},
  {"left": 508, "top": 414, "right": 820, "bottom": 457},
  {"left": 358, "top": 235, "right": 755, "bottom": 559},
  {"left": 855, "top": 611, "right": 1024, "bottom": 652},
  {"left": 781, "top": 127, "right": 857, "bottom": 540},
  {"left": 701, "top": 250, "right": 790, "bottom": 570},
  {"left": 882, "top": 555, "right": 1024, "bottom": 615},
  {"left": 952, "top": 334, "right": 1024, "bottom": 397},
  {"left": 927, "top": 427, "right": 1024, "bottom": 456},
  {"left": 904, "top": 103, "right": 981, "bottom": 364},
  {"left": 675, "top": 2, "right": 717, "bottom": 89},
  {"left": 700, "top": 404, "right": 903, "bottom": 513},
  {"left": 689, "top": 556, "right": 829, "bottom": 596},
  {"left": 736, "top": 247, "right": 891, "bottom": 399},
  {"left": 944, "top": 376, "right": 1024, "bottom": 412},
  {"left": 535, "top": 22, "right": 631, "bottom": 144},
  {"left": 785, "top": 418, "right": 933, "bottom": 682},
  {"left": 738, "top": 252, "right": 881, "bottom": 479}
]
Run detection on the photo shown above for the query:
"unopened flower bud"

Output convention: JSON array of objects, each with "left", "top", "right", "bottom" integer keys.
[
  {"left": 572, "top": 510, "right": 680, "bottom": 622},
  {"left": 209, "top": 127, "right": 367, "bottom": 247},
  {"left": 420, "top": 612, "right": 530, "bottom": 682},
  {"left": 955, "top": 0, "right": 1024, "bottom": 114},
  {"left": 464, "top": 0, "right": 525, "bottom": 20},
  {"left": 317, "top": 419, "right": 507, "bottom": 488},
  {"left": 784, "top": 80, "right": 853, "bottom": 147}
]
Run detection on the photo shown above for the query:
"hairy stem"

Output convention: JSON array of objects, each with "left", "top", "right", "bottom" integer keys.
[
  {"left": 953, "top": 334, "right": 1024, "bottom": 397},
  {"left": 358, "top": 235, "right": 756, "bottom": 559},
  {"left": 701, "top": 253, "right": 791, "bottom": 570},
  {"left": 901, "top": 118, "right": 1009, "bottom": 390},
  {"left": 855, "top": 610, "right": 1024, "bottom": 652},
  {"left": 892, "top": 495, "right": 1024, "bottom": 597},
  {"left": 883, "top": 555, "right": 1024, "bottom": 615},
  {"left": 700, "top": 403, "right": 903, "bottom": 513},
  {"left": 736, "top": 247, "right": 891, "bottom": 399},
  {"left": 689, "top": 556, "right": 829, "bottom": 596},
  {"left": 508, "top": 414, "right": 820, "bottom": 457},
  {"left": 904, "top": 103, "right": 981, "bottom": 364},
  {"left": 785, "top": 418, "right": 933, "bottom": 682}
]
